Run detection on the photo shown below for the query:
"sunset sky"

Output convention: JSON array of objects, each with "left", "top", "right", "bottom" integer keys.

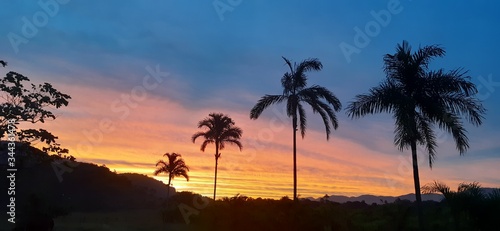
[{"left": 1, "top": 1, "right": 499, "bottom": 199}]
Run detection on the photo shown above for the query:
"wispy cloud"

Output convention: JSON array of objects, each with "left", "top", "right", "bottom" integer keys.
[{"left": 2, "top": 0, "right": 499, "bottom": 199}]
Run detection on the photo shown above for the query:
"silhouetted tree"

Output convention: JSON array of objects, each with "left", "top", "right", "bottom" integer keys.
[
  {"left": 347, "top": 41, "right": 486, "bottom": 231},
  {"left": 0, "top": 59, "right": 71, "bottom": 156},
  {"left": 154, "top": 152, "right": 189, "bottom": 199},
  {"left": 422, "top": 181, "right": 495, "bottom": 230},
  {"left": 250, "top": 57, "right": 341, "bottom": 201},
  {"left": 192, "top": 113, "right": 243, "bottom": 200}
]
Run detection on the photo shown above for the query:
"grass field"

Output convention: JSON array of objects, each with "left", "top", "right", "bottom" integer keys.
[{"left": 53, "top": 209, "right": 190, "bottom": 231}]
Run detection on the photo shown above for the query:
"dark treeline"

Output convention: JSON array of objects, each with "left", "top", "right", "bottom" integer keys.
[
  {"left": 164, "top": 191, "right": 500, "bottom": 231},
  {"left": 0, "top": 143, "right": 171, "bottom": 230}
]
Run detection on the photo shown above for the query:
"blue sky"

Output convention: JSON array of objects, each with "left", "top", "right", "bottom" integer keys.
[{"left": 1, "top": 0, "right": 499, "bottom": 197}]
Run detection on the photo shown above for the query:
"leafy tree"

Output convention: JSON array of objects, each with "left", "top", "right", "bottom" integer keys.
[
  {"left": 347, "top": 41, "right": 486, "bottom": 230},
  {"left": 192, "top": 113, "right": 243, "bottom": 200},
  {"left": 154, "top": 152, "right": 189, "bottom": 199},
  {"left": 0, "top": 60, "right": 71, "bottom": 156},
  {"left": 250, "top": 57, "right": 342, "bottom": 201}
]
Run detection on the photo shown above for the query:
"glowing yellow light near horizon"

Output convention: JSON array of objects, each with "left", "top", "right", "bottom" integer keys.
[{"left": 22, "top": 84, "right": 431, "bottom": 200}]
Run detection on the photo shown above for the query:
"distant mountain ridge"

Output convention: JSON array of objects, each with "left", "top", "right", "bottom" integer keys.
[
  {"left": 309, "top": 188, "right": 499, "bottom": 204},
  {"left": 320, "top": 193, "right": 443, "bottom": 204}
]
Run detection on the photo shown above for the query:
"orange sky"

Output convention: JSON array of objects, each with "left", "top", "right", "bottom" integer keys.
[
  {"left": 3, "top": 0, "right": 500, "bottom": 201},
  {"left": 29, "top": 82, "right": 498, "bottom": 199}
]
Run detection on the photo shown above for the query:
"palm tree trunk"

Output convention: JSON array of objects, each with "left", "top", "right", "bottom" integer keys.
[
  {"left": 411, "top": 141, "right": 424, "bottom": 231},
  {"left": 167, "top": 175, "right": 172, "bottom": 199},
  {"left": 213, "top": 144, "right": 219, "bottom": 200},
  {"left": 292, "top": 115, "right": 298, "bottom": 201}
]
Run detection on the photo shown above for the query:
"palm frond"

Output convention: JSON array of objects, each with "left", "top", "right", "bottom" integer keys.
[
  {"left": 193, "top": 112, "right": 243, "bottom": 161},
  {"left": 294, "top": 58, "right": 322, "bottom": 90},
  {"left": 192, "top": 131, "right": 207, "bottom": 143},
  {"left": 302, "top": 96, "right": 332, "bottom": 139},
  {"left": 200, "top": 139, "right": 214, "bottom": 152},
  {"left": 297, "top": 103, "right": 306, "bottom": 138},
  {"left": 197, "top": 119, "right": 213, "bottom": 129},
  {"left": 282, "top": 56, "right": 294, "bottom": 75},
  {"left": 179, "top": 171, "right": 189, "bottom": 181},
  {"left": 420, "top": 69, "right": 486, "bottom": 126},
  {"left": 415, "top": 113, "right": 437, "bottom": 167},
  {"left": 393, "top": 107, "right": 415, "bottom": 151},
  {"left": 250, "top": 95, "right": 286, "bottom": 119},
  {"left": 412, "top": 44, "right": 445, "bottom": 70},
  {"left": 302, "top": 85, "right": 342, "bottom": 111},
  {"left": 383, "top": 40, "right": 412, "bottom": 81},
  {"left": 221, "top": 127, "right": 243, "bottom": 140},
  {"left": 222, "top": 139, "right": 243, "bottom": 151},
  {"left": 347, "top": 81, "right": 403, "bottom": 118},
  {"left": 153, "top": 166, "right": 167, "bottom": 176},
  {"left": 457, "top": 182, "right": 484, "bottom": 199},
  {"left": 164, "top": 152, "right": 181, "bottom": 160},
  {"left": 296, "top": 58, "right": 322, "bottom": 74},
  {"left": 438, "top": 112, "right": 469, "bottom": 154},
  {"left": 155, "top": 160, "right": 168, "bottom": 168},
  {"left": 423, "top": 68, "right": 477, "bottom": 95},
  {"left": 154, "top": 152, "right": 189, "bottom": 181},
  {"left": 281, "top": 72, "right": 293, "bottom": 95},
  {"left": 421, "top": 181, "right": 451, "bottom": 196},
  {"left": 286, "top": 95, "right": 297, "bottom": 119}
]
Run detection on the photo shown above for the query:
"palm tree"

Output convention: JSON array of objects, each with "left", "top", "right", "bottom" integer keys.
[
  {"left": 346, "top": 40, "right": 486, "bottom": 230},
  {"left": 422, "top": 181, "right": 486, "bottom": 230},
  {"left": 192, "top": 113, "right": 243, "bottom": 200},
  {"left": 154, "top": 152, "right": 190, "bottom": 199},
  {"left": 250, "top": 57, "right": 342, "bottom": 201}
]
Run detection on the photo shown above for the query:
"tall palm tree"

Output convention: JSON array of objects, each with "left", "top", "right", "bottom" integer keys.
[
  {"left": 347, "top": 41, "right": 486, "bottom": 230},
  {"left": 250, "top": 57, "right": 342, "bottom": 201},
  {"left": 192, "top": 113, "right": 243, "bottom": 200},
  {"left": 154, "top": 152, "right": 190, "bottom": 199}
]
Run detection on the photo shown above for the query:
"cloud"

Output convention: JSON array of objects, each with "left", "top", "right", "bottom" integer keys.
[{"left": 2, "top": 0, "right": 499, "bottom": 199}]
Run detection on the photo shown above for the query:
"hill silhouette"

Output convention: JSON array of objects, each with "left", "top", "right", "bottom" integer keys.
[{"left": 0, "top": 142, "right": 174, "bottom": 214}]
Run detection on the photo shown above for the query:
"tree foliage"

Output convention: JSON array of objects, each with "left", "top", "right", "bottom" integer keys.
[
  {"left": 154, "top": 152, "right": 189, "bottom": 199},
  {"left": 346, "top": 41, "right": 486, "bottom": 230},
  {"left": 0, "top": 60, "right": 71, "bottom": 156},
  {"left": 192, "top": 112, "right": 243, "bottom": 199},
  {"left": 250, "top": 57, "right": 342, "bottom": 139},
  {"left": 250, "top": 56, "right": 341, "bottom": 200}
]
